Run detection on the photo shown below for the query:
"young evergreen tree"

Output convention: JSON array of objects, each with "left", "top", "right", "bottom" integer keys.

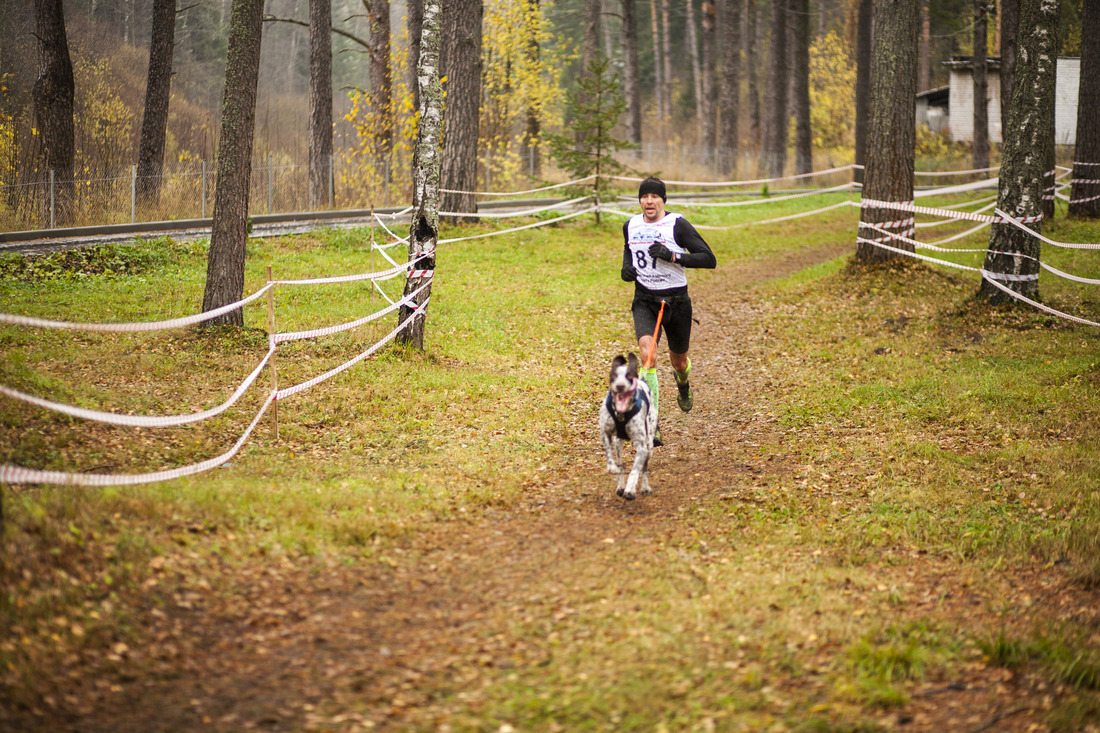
[{"left": 548, "top": 56, "right": 635, "bottom": 222}]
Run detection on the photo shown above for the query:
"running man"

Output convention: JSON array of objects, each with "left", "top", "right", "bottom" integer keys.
[{"left": 621, "top": 176, "right": 717, "bottom": 444}]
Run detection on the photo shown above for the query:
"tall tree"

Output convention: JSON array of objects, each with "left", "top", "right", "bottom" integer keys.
[
  {"left": 650, "top": 0, "right": 664, "bottom": 123},
  {"left": 686, "top": 0, "right": 704, "bottom": 132},
  {"left": 523, "top": 0, "right": 544, "bottom": 177},
  {"left": 700, "top": 0, "right": 716, "bottom": 150},
  {"left": 398, "top": 0, "right": 443, "bottom": 350},
  {"left": 853, "top": 0, "right": 872, "bottom": 184},
  {"left": 972, "top": 0, "right": 989, "bottom": 171},
  {"left": 578, "top": 0, "right": 602, "bottom": 146},
  {"left": 308, "top": 0, "right": 333, "bottom": 208},
  {"left": 408, "top": 0, "right": 423, "bottom": 112},
  {"left": 761, "top": 0, "right": 789, "bottom": 177},
  {"left": 366, "top": 0, "right": 393, "bottom": 160},
  {"left": 1070, "top": 0, "right": 1100, "bottom": 218},
  {"left": 718, "top": 0, "right": 739, "bottom": 174},
  {"left": 33, "top": 0, "right": 75, "bottom": 225},
  {"left": 978, "top": 0, "right": 1059, "bottom": 302},
  {"left": 855, "top": 0, "right": 918, "bottom": 263},
  {"left": 622, "top": 0, "right": 643, "bottom": 147},
  {"left": 137, "top": 0, "right": 177, "bottom": 207},
  {"left": 1000, "top": 0, "right": 1018, "bottom": 136},
  {"left": 745, "top": 0, "right": 760, "bottom": 151},
  {"left": 791, "top": 0, "right": 811, "bottom": 175},
  {"left": 439, "top": 0, "right": 483, "bottom": 217},
  {"left": 201, "top": 0, "right": 265, "bottom": 326},
  {"left": 661, "top": 0, "right": 673, "bottom": 126},
  {"left": 919, "top": 0, "right": 930, "bottom": 91}
]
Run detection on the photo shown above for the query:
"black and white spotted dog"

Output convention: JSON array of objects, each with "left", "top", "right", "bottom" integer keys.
[{"left": 598, "top": 353, "right": 659, "bottom": 500}]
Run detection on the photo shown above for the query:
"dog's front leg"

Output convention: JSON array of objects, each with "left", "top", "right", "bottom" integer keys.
[
  {"left": 622, "top": 444, "right": 649, "bottom": 500},
  {"left": 602, "top": 429, "right": 621, "bottom": 475}
]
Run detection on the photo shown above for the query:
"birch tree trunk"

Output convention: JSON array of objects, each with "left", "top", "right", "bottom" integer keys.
[
  {"left": 398, "top": 0, "right": 443, "bottom": 349},
  {"left": 201, "top": 0, "right": 265, "bottom": 326},
  {"left": 972, "top": 0, "right": 989, "bottom": 171},
  {"left": 856, "top": 0, "right": 918, "bottom": 263},
  {"left": 622, "top": 0, "right": 643, "bottom": 148},
  {"left": 718, "top": 0, "right": 739, "bottom": 174},
  {"left": 1070, "top": 0, "right": 1100, "bottom": 218},
  {"left": 979, "top": 0, "right": 1059, "bottom": 303},
  {"left": 308, "top": 0, "right": 333, "bottom": 209},
  {"left": 136, "top": 0, "right": 176, "bottom": 207}
]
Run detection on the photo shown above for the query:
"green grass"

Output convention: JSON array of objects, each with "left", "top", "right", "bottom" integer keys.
[{"left": 3, "top": 194, "right": 1100, "bottom": 729}]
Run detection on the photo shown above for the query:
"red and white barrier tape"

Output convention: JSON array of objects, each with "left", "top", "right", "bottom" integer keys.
[
  {"left": 0, "top": 390, "right": 276, "bottom": 486},
  {"left": 994, "top": 208, "right": 1100, "bottom": 250},
  {"left": 439, "top": 206, "right": 595, "bottom": 244},
  {"left": 439, "top": 194, "right": 593, "bottom": 219},
  {"left": 914, "top": 165, "right": 1000, "bottom": 177},
  {"left": 980, "top": 272, "right": 1100, "bottom": 328}
]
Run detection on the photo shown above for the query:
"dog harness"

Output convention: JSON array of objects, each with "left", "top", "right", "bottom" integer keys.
[{"left": 606, "top": 388, "right": 651, "bottom": 442}]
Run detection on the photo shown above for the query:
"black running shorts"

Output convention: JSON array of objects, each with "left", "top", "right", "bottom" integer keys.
[{"left": 632, "top": 293, "right": 693, "bottom": 354}]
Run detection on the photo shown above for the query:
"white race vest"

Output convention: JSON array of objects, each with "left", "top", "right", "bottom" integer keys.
[{"left": 626, "top": 213, "right": 688, "bottom": 291}]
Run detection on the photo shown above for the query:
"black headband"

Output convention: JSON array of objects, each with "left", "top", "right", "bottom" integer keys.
[{"left": 638, "top": 177, "right": 666, "bottom": 202}]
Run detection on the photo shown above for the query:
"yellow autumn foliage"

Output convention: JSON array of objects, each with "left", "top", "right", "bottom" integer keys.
[{"left": 809, "top": 31, "right": 855, "bottom": 151}]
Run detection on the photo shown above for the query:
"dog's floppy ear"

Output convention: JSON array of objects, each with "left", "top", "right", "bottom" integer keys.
[{"left": 626, "top": 353, "right": 639, "bottom": 378}]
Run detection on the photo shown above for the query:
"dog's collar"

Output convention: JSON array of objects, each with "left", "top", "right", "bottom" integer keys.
[{"left": 606, "top": 383, "right": 648, "bottom": 424}]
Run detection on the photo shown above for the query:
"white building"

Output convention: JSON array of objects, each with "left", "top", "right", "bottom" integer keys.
[{"left": 940, "top": 56, "right": 1080, "bottom": 145}]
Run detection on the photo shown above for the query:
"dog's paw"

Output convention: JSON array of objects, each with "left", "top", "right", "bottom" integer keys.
[
  {"left": 640, "top": 486, "right": 653, "bottom": 496},
  {"left": 606, "top": 463, "right": 620, "bottom": 475},
  {"left": 622, "top": 490, "right": 636, "bottom": 501},
  {"left": 616, "top": 486, "right": 625, "bottom": 497}
]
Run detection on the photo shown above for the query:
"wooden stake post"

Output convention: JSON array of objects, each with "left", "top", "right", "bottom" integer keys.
[{"left": 266, "top": 265, "right": 279, "bottom": 439}]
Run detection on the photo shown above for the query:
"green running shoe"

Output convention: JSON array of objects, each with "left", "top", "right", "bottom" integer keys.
[{"left": 676, "top": 381, "right": 693, "bottom": 412}]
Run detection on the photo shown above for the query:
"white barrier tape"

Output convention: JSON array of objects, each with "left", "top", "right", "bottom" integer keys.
[
  {"left": 0, "top": 283, "right": 272, "bottom": 333},
  {"left": 984, "top": 270, "right": 1040, "bottom": 282},
  {"left": 980, "top": 271, "right": 1100, "bottom": 327},
  {"left": 926, "top": 219, "right": 991, "bottom": 245},
  {"left": 862, "top": 216, "right": 915, "bottom": 230},
  {"left": 0, "top": 389, "right": 276, "bottom": 486},
  {"left": 374, "top": 216, "right": 411, "bottom": 245},
  {"left": 1069, "top": 178, "right": 1100, "bottom": 185},
  {"left": 0, "top": 345, "right": 275, "bottom": 427},
  {"left": 273, "top": 279, "right": 431, "bottom": 344},
  {"left": 272, "top": 255, "right": 427, "bottom": 286},
  {"left": 276, "top": 297, "right": 429, "bottom": 400},
  {"left": 690, "top": 200, "right": 855, "bottom": 230},
  {"left": 938, "top": 193, "right": 999, "bottom": 209},
  {"left": 1073, "top": 161, "right": 1100, "bottom": 168},
  {"left": 914, "top": 165, "right": 1000, "bottom": 177},
  {"left": 630, "top": 182, "right": 854, "bottom": 209},
  {"left": 994, "top": 208, "right": 1100, "bottom": 250},
  {"left": 438, "top": 206, "right": 596, "bottom": 244},
  {"left": 861, "top": 197, "right": 1043, "bottom": 225},
  {"left": 439, "top": 194, "right": 594, "bottom": 219},
  {"left": 608, "top": 164, "right": 857, "bottom": 188},
  {"left": 854, "top": 236, "right": 979, "bottom": 272},
  {"left": 372, "top": 279, "right": 397, "bottom": 306},
  {"left": 913, "top": 177, "right": 999, "bottom": 197},
  {"left": 865, "top": 222, "right": 1100, "bottom": 286},
  {"left": 441, "top": 175, "right": 596, "bottom": 197}
]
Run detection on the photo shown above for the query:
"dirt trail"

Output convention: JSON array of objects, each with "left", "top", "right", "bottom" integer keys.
[{"left": 14, "top": 242, "right": 1081, "bottom": 732}]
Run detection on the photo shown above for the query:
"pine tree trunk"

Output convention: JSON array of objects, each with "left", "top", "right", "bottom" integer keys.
[
  {"left": 979, "top": 0, "right": 1059, "bottom": 302},
  {"left": 398, "top": 0, "right": 443, "bottom": 350},
  {"left": 136, "top": 0, "right": 176, "bottom": 208},
  {"left": 856, "top": 0, "right": 918, "bottom": 263},
  {"left": 919, "top": 0, "right": 930, "bottom": 91},
  {"left": 523, "top": 0, "right": 543, "bottom": 177},
  {"left": 408, "top": 0, "right": 423, "bottom": 113},
  {"left": 308, "top": 0, "right": 333, "bottom": 209},
  {"left": 718, "top": 0, "right": 739, "bottom": 174},
  {"left": 1000, "top": 0, "right": 1018, "bottom": 136},
  {"left": 33, "top": 0, "right": 75, "bottom": 226},
  {"left": 661, "top": 0, "right": 674, "bottom": 129},
  {"left": 761, "top": 0, "right": 788, "bottom": 178},
  {"left": 439, "top": 0, "right": 482, "bottom": 218},
  {"left": 651, "top": 0, "right": 664, "bottom": 123},
  {"left": 686, "top": 0, "right": 704, "bottom": 132},
  {"left": 367, "top": 0, "right": 393, "bottom": 161},
  {"left": 201, "top": 0, "right": 264, "bottom": 326},
  {"left": 791, "top": 0, "right": 811, "bottom": 175},
  {"left": 1070, "top": 0, "right": 1100, "bottom": 218},
  {"left": 622, "top": 0, "right": 643, "bottom": 147},
  {"left": 972, "top": 0, "right": 989, "bottom": 171},
  {"left": 853, "top": 0, "right": 872, "bottom": 184},
  {"left": 745, "top": 0, "right": 760, "bottom": 153},
  {"left": 700, "top": 0, "right": 716, "bottom": 150}
]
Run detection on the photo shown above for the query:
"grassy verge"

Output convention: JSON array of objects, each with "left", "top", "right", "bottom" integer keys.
[{"left": 2, "top": 193, "right": 1100, "bottom": 729}]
